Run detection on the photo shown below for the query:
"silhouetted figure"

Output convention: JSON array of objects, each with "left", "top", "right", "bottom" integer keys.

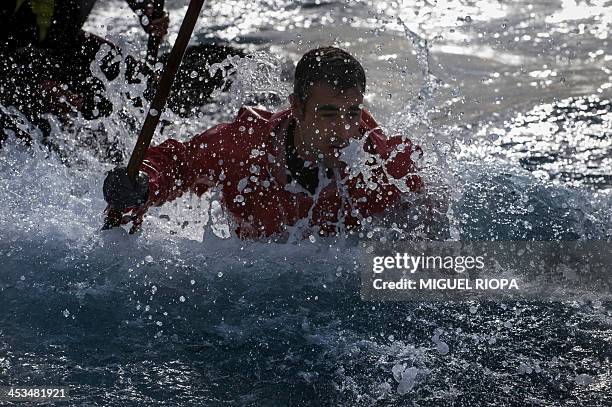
[{"left": 0, "top": 0, "right": 168, "bottom": 129}]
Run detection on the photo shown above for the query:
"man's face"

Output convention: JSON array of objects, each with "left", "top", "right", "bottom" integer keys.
[{"left": 291, "top": 82, "right": 364, "bottom": 169}]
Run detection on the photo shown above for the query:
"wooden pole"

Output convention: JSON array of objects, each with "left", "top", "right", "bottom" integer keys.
[{"left": 102, "top": 0, "right": 206, "bottom": 230}]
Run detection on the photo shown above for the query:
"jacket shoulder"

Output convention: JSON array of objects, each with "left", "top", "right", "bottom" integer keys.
[
  {"left": 188, "top": 106, "right": 274, "bottom": 148},
  {"left": 360, "top": 109, "right": 420, "bottom": 160},
  {"left": 234, "top": 106, "right": 274, "bottom": 123},
  {"left": 360, "top": 109, "right": 393, "bottom": 155}
]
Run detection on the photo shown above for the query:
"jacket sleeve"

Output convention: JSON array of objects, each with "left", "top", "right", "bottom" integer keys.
[{"left": 138, "top": 122, "right": 233, "bottom": 209}]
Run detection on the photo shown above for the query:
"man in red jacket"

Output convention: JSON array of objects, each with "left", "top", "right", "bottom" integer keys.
[{"left": 104, "top": 47, "right": 426, "bottom": 239}]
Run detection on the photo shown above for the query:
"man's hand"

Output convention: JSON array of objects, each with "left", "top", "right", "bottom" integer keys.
[{"left": 103, "top": 167, "right": 149, "bottom": 210}]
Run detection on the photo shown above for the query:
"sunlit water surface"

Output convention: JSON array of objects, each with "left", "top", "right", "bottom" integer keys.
[{"left": 1, "top": 0, "right": 611, "bottom": 405}]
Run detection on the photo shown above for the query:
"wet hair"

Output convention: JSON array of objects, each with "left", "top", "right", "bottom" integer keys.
[{"left": 293, "top": 47, "right": 366, "bottom": 102}]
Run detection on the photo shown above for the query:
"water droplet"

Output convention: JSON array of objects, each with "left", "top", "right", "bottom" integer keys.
[
  {"left": 149, "top": 109, "right": 158, "bottom": 117},
  {"left": 436, "top": 341, "right": 449, "bottom": 355},
  {"left": 218, "top": 271, "right": 223, "bottom": 277},
  {"left": 190, "top": 70, "right": 198, "bottom": 78},
  {"left": 145, "top": 255, "right": 154, "bottom": 263},
  {"left": 179, "top": 296, "right": 186, "bottom": 302},
  {"left": 62, "top": 309, "right": 70, "bottom": 318},
  {"left": 575, "top": 374, "right": 594, "bottom": 386}
]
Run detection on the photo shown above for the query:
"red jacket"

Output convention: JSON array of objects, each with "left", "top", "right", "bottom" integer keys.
[{"left": 133, "top": 107, "right": 424, "bottom": 239}]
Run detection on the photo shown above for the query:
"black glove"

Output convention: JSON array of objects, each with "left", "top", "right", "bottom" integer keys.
[{"left": 103, "top": 167, "right": 149, "bottom": 209}]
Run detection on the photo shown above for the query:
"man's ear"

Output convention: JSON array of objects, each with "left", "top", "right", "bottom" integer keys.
[{"left": 289, "top": 94, "right": 305, "bottom": 121}]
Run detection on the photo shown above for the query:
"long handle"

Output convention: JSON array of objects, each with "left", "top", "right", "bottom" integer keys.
[{"left": 103, "top": 0, "right": 206, "bottom": 230}]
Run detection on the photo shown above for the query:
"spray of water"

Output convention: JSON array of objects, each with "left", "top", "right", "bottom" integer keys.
[{"left": 1, "top": 4, "right": 611, "bottom": 402}]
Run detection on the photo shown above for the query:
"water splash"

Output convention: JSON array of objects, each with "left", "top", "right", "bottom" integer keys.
[
  {"left": 1, "top": 2, "right": 612, "bottom": 405},
  {"left": 207, "top": 51, "right": 289, "bottom": 112}
]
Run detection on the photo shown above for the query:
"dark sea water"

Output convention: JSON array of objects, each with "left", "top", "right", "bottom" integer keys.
[{"left": 1, "top": 0, "right": 611, "bottom": 405}]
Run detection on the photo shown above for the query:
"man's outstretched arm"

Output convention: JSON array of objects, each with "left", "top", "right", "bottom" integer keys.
[{"left": 103, "top": 123, "right": 231, "bottom": 216}]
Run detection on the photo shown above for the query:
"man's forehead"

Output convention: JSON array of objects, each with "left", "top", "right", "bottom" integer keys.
[{"left": 307, "top": 83, "right": 363, "bottom": 110}]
